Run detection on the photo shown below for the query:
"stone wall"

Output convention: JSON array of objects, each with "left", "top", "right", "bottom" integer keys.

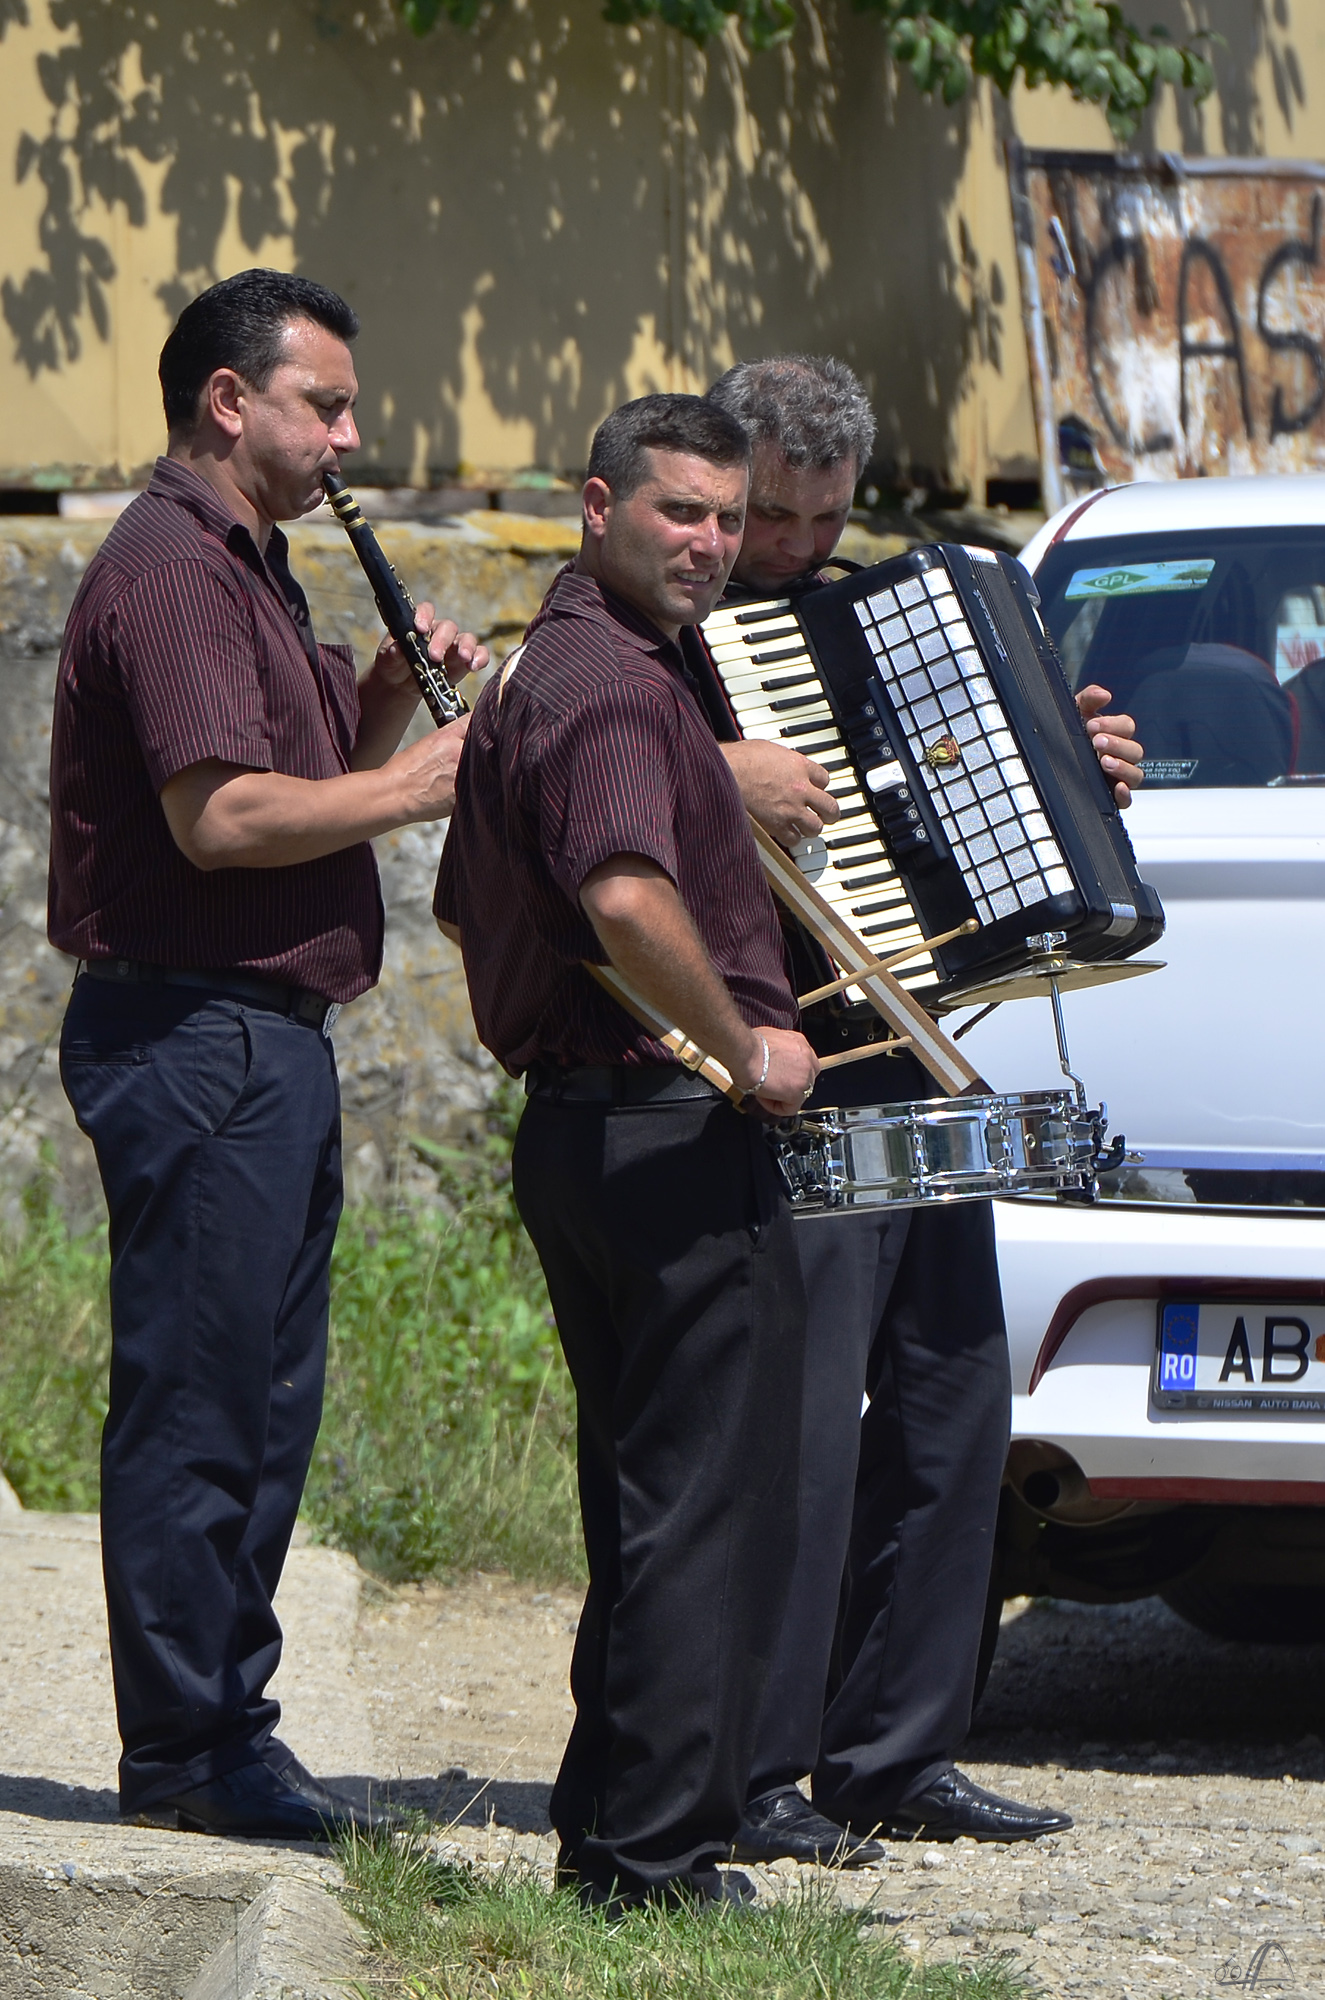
[
  {"left": 0, "top": 509, "right": 580, "bottom": 1226},
  {"left": 0, "top": 506, "right": 917, "bottom": 1225}
]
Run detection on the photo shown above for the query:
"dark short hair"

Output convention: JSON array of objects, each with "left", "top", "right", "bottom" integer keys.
[
  {"left": 587, "top": 394, "right": 750, "bottom": 498},
  {"left": 158, "top": 269, "right": 359, "bottom": 431},
  {"left": 706, "top": 356, "right": 877, "bottom": 473}
]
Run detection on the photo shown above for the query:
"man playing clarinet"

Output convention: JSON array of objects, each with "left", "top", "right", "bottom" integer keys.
[
  {"left": 695, "top": 355, "right": 1144, "bottom": 1862},
  {"left": 49, "top": 268, "right": 483, "bottom": 1839},
  {"left": 435, "top": 393, "right": 819, "bottom": 1911}
]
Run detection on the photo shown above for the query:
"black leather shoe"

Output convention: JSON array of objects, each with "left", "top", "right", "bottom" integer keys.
[
  {"left": 131, "top": 1751, "right": 401, "bottom": 1840},
  {"left": 732, "top": 1787, "right": 885, "bottom": 1868},
  {"left": 879, "top": 1766, "right": 1072, "bottom": 1843}
]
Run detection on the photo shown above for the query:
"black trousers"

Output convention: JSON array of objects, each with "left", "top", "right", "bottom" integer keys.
[
  {"left": 745, "top": 1200, "right": 1010, "bottom": 1824},
  {"left": 513, "top": 1091, "right": 805, "bottom": 1900},
  {"left": 60, "top": 977, "right": 342, "bottom": 1812}
]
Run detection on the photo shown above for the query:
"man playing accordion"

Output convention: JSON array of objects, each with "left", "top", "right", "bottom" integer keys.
[{"left": 694, "top": 356, "right": 1143, "bottom": 1862}]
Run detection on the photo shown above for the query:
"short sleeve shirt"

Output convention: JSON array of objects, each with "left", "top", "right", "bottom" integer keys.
[
  {"left": 48, "top": 457, "right": 383, "bottom": 1003},
  {"left": 434, "top": 566, "right": 795, "bottom": 1072}
]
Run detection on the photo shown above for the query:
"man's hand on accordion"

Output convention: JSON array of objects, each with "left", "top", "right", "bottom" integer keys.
[
  {"left": 1076, "top": 685, "right": 1144, "bottom": 809},
  {"left": 719, "top": 739, "right": 842, "bottom": 850}
]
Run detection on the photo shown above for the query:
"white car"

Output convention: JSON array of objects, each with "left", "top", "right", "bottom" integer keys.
[{"left": 956, "top": 475, "right": 1325, "bottom": 1652}]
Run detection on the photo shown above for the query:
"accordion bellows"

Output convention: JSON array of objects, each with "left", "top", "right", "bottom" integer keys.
[{"left": 698, "top": 543, "right": 1164, "bottom": 1002}]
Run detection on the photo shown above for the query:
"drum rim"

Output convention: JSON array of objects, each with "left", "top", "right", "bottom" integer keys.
[{"left": 786, "top": 1086, "right": 1084, "bottom": 1133}]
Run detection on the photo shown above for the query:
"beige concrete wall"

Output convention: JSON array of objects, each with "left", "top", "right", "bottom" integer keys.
[{"left": 1, "top": 0, "right": 1322, "bottom": 497}]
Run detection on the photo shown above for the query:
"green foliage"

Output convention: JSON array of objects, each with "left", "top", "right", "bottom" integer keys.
[
  {"left": 867, "top": 2, "right": 1214, "bottom": 138},
  {"left": 0, "top": 1089, "right": 581, "bottom": 1584},
  {"left": 338, "top": 1822, "right": 1033, "bottom": 1999},
  {"left": 399, "top": 0, "right": 486, "bottom": 31},
  {"left": 0, "top": 1178, "right": 110, "bottom": 1512},
  {"left": 395, "top": 0, "right": 1212, "bottom": 141},
  {"left": 304, "top": 1085, "right": 582, "bottom": 1585}
]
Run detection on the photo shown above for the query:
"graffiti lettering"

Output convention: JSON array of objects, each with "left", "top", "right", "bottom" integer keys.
[
  {"left": 1071, "top": 210, "right": 1325, "bottom": 452},
  {"left": 1178, "top": 237, "right": 1254, "bottom": 441},
  {"left": 1014, "top": 150, "right": 1325, "bottom": 498},
  {"left": 1257, "top": 193, "right": 1325, "bottom": 436}
]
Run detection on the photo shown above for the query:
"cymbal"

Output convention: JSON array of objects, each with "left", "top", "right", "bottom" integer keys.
[{"left": 932, "top": 958, "right": 1166, "bottom": 1013}]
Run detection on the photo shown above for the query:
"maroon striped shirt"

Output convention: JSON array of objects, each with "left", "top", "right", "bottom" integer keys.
[
  {"left": 434, "top": 565, "right": 795, "bottom": 1072},
  {"left": 48, "top": 457, "right": 383, "bottom": 1003}
]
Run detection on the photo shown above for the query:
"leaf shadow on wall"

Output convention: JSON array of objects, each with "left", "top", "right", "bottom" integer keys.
[
  {"left": 4, "top": 0, "right": 978, "bottom": 483},
  {"left": 1136, "top": 0, "right": 1305, "bottom": 157}
]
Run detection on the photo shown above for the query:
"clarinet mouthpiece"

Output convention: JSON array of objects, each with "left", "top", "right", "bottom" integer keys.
[{"left": 322, "top": 469, "right": 362, "bottom": 528}]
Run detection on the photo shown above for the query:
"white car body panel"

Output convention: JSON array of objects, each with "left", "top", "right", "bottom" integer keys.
[
  {"left": 996, "top": 1198, "right": 1325, "bottom": 1484},
  {"left": 1019, "top": 474, "right": 1325, "bottom": 576},
  {"left": 961, "top": 789, "right": 1325, "bottom": 1171},
  {"left": 991, "top": 477, "right": 1325, "bottom": 1508}
]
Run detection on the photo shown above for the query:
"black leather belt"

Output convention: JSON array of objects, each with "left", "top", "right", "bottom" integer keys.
[
  {"left": 524, "top": 1061, "right": 721, "bottom": 1106},
  {"left": 79, "top": 959, "right": 340, "bottom": 1034}
]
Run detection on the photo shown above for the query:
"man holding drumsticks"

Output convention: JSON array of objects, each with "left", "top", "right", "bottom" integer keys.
[{"left": 435, "top": 393, "right": 819, "bottom": 1911}]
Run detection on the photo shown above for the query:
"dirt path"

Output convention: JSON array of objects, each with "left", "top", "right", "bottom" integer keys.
[{"left": 354, "top": 1579, "right": 1325, "bottom": 1999}]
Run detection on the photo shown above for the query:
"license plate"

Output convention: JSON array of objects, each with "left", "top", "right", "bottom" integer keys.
[{"left": 1152, "top": 1300, "right": 1325, "bottom": 1416}]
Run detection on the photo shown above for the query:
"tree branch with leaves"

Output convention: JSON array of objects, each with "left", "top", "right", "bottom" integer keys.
[{"left": 397, "top": 0, "right": 1212, "bottom": 142}]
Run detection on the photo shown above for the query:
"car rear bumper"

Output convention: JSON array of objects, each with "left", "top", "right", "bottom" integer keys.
[{"left": 996, "top": 1195, "right": 1325, "bottom": 1492}]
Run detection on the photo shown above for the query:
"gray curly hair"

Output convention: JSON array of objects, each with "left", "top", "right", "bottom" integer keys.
[{"left": 705, "top": 355, "right": 877, "bottom": 473}]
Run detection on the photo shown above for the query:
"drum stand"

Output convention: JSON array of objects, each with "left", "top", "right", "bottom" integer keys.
[
  {"left": 1031, "top": 935, "right": 1092, "bottom": 1111},
  {"left": 1028, "top": 933, "right": 1127, "bottom": 1177}
]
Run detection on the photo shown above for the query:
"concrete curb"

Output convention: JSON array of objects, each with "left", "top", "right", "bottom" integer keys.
[
  {"left": 0, "top": 1853, "right": 370, "bottom": 1999},
  {"left": 0, "top": 1511, "right": 380, "bottom": 1995},
  {"left": 183, "top": 1875, "right": 371, "bottom": 2000}
]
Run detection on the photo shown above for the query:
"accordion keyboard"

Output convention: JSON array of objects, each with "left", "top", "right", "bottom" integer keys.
[{"left": 699, "top": 598, "right": 936, "bottom": 987}]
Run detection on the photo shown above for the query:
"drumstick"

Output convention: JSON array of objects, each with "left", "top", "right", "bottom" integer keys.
[
  {"left": 797, "top": 921, "right": 979, "bottom": 1007},
  {"left": 590, "top": 961, "right": 902, "bottom": 1097},
  {"left": 817, "top": 1038, "right": 913, "bottom": 1071},
  {"left": 748, "top": 822, "right": 985, "bottom": 1097},
  {"left": 586, "top": 963, "right": 744, "bottom": 1104}
]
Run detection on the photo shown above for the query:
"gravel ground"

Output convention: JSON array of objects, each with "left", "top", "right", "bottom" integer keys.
[
  {"left": 5, "top": 1519, "right": 1322, "bottom": 1998},
  {"left": 356, "top": 1579, "right": 1325, "bottom": 1998}
]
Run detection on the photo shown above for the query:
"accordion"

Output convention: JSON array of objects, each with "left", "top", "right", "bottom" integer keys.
[{"left": 696, "top": 543, "right": 1164, "bottom": 1003}]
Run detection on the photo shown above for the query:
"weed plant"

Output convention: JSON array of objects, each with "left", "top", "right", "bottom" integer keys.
[
  {"left": 304, "top": 1088, "right": 582, "bottom": 1583},
  {"left": 0, "top": 1178, "right": 111, "bottom": 1510},
  {"left": 0, "top": 1086, "right": 582, "bottom": 1584},
  {"left": 338, "top": 1824, "right": 1030, "bottom": 2000}
]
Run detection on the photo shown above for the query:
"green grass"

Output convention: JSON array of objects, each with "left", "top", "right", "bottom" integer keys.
[
  {"left": 304, "top": 1089, "right": 582, "bottom": 1582},
  {"left": 336, "top": 1825, "right": 1032, "bottom": 2000},
  {"left": 0, "top": 1086, "right": 583, "bottom": 1584},
  {"left": 0, "top": 1177, "right": 112, "bottom": 1510}
]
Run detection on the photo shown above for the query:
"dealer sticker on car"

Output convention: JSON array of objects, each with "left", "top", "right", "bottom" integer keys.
[{"left": 1152, "top": 1301, "right": 1325, "bottom": 1416}]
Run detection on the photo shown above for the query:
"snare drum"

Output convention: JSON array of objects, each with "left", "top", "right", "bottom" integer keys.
[{"left": 773, "top": 1090, "right": 1104, "bottom": 1211}]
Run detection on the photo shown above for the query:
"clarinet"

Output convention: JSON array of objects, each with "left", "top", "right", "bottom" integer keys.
[{"left": 321, "top": 469, "right": 467, "bottom": 727}]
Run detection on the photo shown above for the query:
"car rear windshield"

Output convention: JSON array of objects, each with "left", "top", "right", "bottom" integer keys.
[{"left": 1035, "top": 526, "right": 1325, "bottom": 786}]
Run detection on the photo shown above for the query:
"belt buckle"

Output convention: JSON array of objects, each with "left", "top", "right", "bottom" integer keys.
[{"left": 321, "top": 1001, "right": 340, "bottom": 1039}]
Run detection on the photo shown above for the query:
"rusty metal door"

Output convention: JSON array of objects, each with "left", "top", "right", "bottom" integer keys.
[{"left": 1009, "top": 143, "right": 1325, "bottom": 512}]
